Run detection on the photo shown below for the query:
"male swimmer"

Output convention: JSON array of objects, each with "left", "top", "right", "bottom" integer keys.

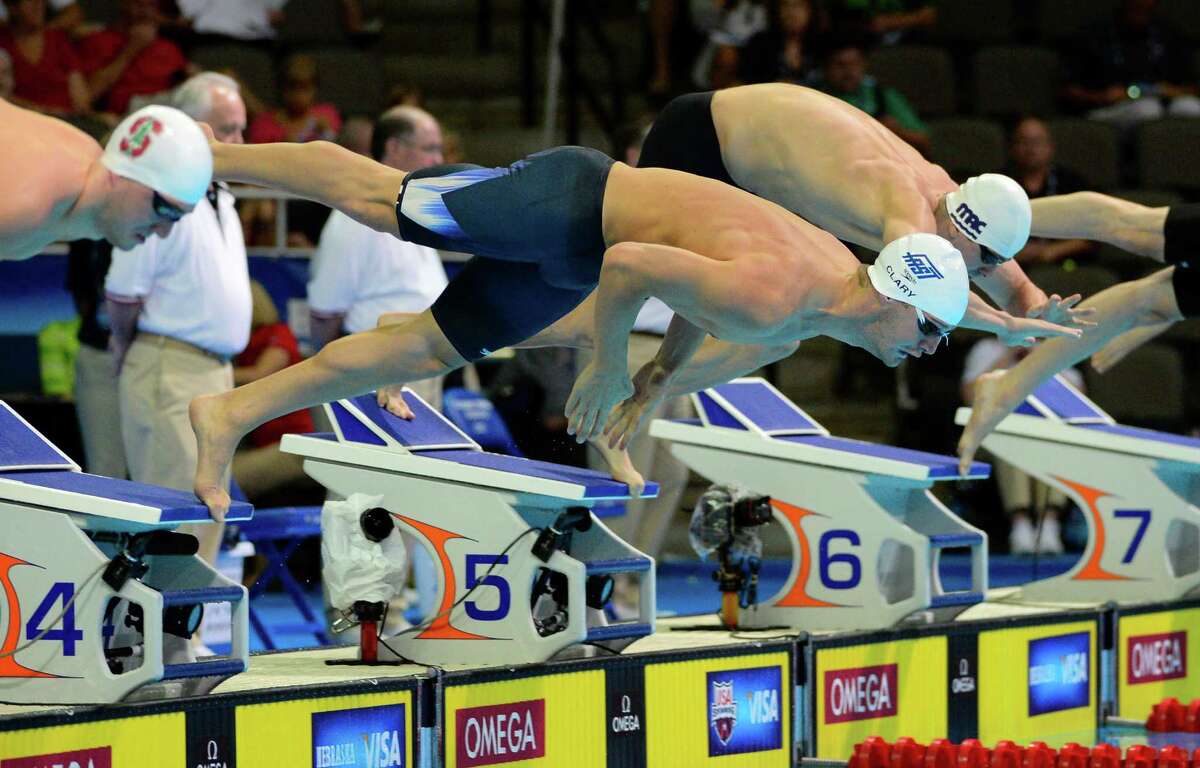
[
  {"left": 187, "top": 137, "right": 978, "bottom": 518},
  {"left": 958, "top": 192, "right": 1200, "bottom": 471},
  {"left": 529, "top": 83, "right": 1091, "bottom": 446},
  {"left": 0, "top": 100, "right": 211, "bottom": 260}
]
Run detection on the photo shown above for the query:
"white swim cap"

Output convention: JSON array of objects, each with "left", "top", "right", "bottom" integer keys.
[
  {"left": 867, "top": 233, "right": 969, "bottom": 326},
  {"left": 101, "top": 105, "right": 212, "bottom": 206},
  {"left": 944, "top": 174, "right": 1032, "bottom": 260}
]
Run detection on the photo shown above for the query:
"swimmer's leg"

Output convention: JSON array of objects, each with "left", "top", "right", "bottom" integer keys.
[
  {"left": 1030, "top": 192, "right": 1168, "bottom": 259},
  {"left": 959, "top": 267, "right": 1184, "bottom": 471},
  {"left": 192, "top": 311, "right": 465, "bottom": 518}
]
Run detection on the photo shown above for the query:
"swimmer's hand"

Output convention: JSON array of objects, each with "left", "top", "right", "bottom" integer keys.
[
  {"left": 601, "top": 358, "right": 670, "bottom": 451},
  {"left": 996, "top": 311, "right": 1085, "bottom": 348},
  {"left": 566, "top": 361, "right": 633, "bottom": 443},
  {"left": 1025, "top": 293, "right": 1098, "bottom": 330},
  {"left": 377, "top": 385, "right": 415, "bottom": 419},
  {"left": 197, "top": 121, "right": 215, "bottom": 143}
]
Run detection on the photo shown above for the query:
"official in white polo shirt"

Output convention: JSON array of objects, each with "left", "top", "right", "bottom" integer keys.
[
  {"left": 105, "top": 71, "right": 250, "bottom": 567},
  {"left": 307, "top": 105, "right": 449, "bottom": 407}
]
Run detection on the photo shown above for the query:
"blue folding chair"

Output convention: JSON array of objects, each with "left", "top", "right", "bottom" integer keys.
[{"left": 230, "top": 481, "right": 328, "bottom": 649}]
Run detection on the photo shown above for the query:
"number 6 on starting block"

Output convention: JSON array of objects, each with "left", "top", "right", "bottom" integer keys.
[{"left": 652, "top": 379, "right": 990, "bottom": 631}]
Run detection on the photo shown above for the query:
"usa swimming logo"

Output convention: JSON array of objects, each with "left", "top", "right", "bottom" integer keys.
[
  {"left": 707, "top": 667, "right": 783, "bottom": 757},
  {"left": 1028, "top": 632, "right": 1090, "bottom": 716},
  {"left": 902, "top": 252, "right": 944, "bottom": 280},
  {"left": 312, "top": 704, "right": 406, "bottom": 768}
]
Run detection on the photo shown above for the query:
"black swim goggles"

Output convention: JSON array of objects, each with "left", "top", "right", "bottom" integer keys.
[
  {"left": 979, "top": 244, "right": 1006, "bottom": 267},
  {"left": 915, "top": 308, "right": 953, "bottom": 342},
  {"left": 153, "top": 192, "right": 186, "bottom": 222}
]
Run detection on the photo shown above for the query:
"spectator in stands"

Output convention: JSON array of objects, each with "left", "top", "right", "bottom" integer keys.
[
  {"left": 0, "top": 48, "right": 13, "bottom": 100},
  {"left": 1064, "top": 0, "right": 1200, "bottom": 128},
  {"left": 105, "top": 72, "right": 250, "bottom": 569},
  {"left": 68, "top": 239, "right": 129, "bottom": 479},
  {"left": 339, "top": 0, "right": 381, "bottom": 41},
  {"left": 0, "top": 0, "right": 83, "bottom": 36},
  {"left": 308, "top": 106, "right": 448, "bottom": 407},
  {"left": 816, "top": 35, "right": 930, "bottom": 154},
  {"left": 691, "top": 0, "right": 768, "bottom": 90},
  {"left": 1005, "top": 116, "right": 1094, "bottom": 267},
  {"left": 247, "top": 54, "right": 341, "bottom": 144},
  {"left": 961, "top": 340, "right": 1077, "bottom": 554},
  {"left": 385, "top": 80, "right": 423, "bottom": 109},
  {"left": 739, "top": 0, "right": 820, "bottom": 85},
  {"left": 175, "top": 0, "right": 286, "bottom": 43},
  {"left": 231, "top": 280, "right": 316, "bottom": 504},
  {"left": 79, "top": 0, "right": 189, "bottom": 116},
  {"left": 828, "top": 0, "right": 935, "bottom": 46},
  {"left": 0, "top": 0, "right": 90, "bottom": 115},
  {"left": 337, "top": 113, "right": 373, "bottom": 156}
]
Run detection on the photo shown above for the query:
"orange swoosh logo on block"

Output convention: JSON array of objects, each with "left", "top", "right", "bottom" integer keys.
[
  {"left": 0, "top": 552, "right": 54, "bottom": 678},
  {"left": 1053, "top": 476, "right": 1129, "bottom": 581},
  {"left": 392, "top": 515, "right": 493, "bottom": 640},
  {"left": 769, "top": 500, "right": 845, "bottom": 608}
]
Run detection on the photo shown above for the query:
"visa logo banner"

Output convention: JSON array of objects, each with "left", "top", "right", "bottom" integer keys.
[
  {"left": 823, "top": 663, "right": 899, "bottom": 724},
  {"left": 1127, "top": 631, "right": 1187, "bottom": 685},
  {"left": 312, "top": 704, "right": 406, "bottom": 768},
  {"left": 1, "top": 747, "right": 112, "bottom": 768},
  {"left": 1028, "top": 632, "right": 1090, "bottom": 716},
  {"left": 455, "top": 699, "right": 546, "bottom": 767},
  {"left": 707, "top": 666, "right": 783, "bottom": 757}
]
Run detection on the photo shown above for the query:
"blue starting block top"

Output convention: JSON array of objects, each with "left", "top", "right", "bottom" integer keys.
[
  {"left": 662, "top": 379, "right": 989, "bottom": 480},
  {"left": 301, "top": 389, "right": 658, "bottom": 500},
  {"left": 0, "top": 401, "right": 249, "bottom": 526},
  {"left": 1015, "top": 374, "right": 1113, "bottom": 424},
  {"left": 984, "top": 374, "right": 1200, "bottom": 461},
  {"left": 0, "top": 402, "right": 78, "bottom": 471}
]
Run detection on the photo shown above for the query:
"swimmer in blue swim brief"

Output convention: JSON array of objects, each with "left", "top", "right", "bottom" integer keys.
[{"left": 187, "top": 134, "right": 1063, "bottom": 520}]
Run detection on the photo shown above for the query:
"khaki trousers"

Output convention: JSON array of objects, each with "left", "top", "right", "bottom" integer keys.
[
  {"left": 74, "top": 344, "right": 128, "bottom": 478},
  {"left": 119, "top": 335, "right": 233, "bottom": 566}
]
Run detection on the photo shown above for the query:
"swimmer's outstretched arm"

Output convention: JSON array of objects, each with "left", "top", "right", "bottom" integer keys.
[
  {"left": 957, "top": 267, "right": 1183, "bottom": 473},
  {"left": 210, "top": 139, "right": 405, "bottom": 235},
  {"left": 567, "top": 241, "right": 774, "bottom": 442},
  {"left": 1031, "top": 192, "right": 1168, "bottom": 259},
  {"left": 956, "top": 290, "right": 1086, "bottom": 346}
]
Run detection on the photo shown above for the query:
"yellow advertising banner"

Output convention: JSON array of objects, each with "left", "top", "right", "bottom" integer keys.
[
  {"left": 443, "top": 669, "right": 606, "bottom": 768},
  {"left": 0, "top": 712, "right": 184, "bottom": 765},
  {"left": 1117, "top": 607, "right": 1200, "bottom": 719},
  {"left": 644, "top": 651, "right": 791, "bottom": 768},
  {"left": 977, "top": 621, "right": 1097, "bottom": 746},
  {"left": 813, "top": 635, "right": 947, "bottom": 760},
  {"left": 237, "top": 689, "right": 415, "bottom": 767}
]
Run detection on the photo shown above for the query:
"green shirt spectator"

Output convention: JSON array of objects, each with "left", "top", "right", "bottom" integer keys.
[
  {"left": 818, "top": 38, "right": 931, "bottom": 155},
  {"left": 38, "top": 317, "right": 81, "bottom": 398}
]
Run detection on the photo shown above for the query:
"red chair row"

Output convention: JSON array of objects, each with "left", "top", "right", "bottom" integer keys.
[
  {"left": 1146, "top": 698, "right": 1200, "bottom": 733},
  {"left": 850, "top": 737, "right": 1200, "bottom": 768}
]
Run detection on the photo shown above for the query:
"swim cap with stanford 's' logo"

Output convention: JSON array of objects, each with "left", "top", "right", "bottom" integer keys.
[
  {"left": 868, "top": 232, "right": 969, "bottom": 326},
  {"left": 101, "top": 105, "right": 212, "bottom": 206}
]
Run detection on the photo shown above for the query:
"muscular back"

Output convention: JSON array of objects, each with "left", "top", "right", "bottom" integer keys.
[
  {"left": 0, "top": 99, "right": 101, "bottom": 260},
  {"left": 711, "top": 84, "right": 954, "bottom": 250},
  {"left": 602, "top": 162, "right": 858, "bottom": 341}
]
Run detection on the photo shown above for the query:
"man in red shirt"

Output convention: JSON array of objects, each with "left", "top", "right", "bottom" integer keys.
[
  {"left": 79, "top": 0, "right": 189, "bottom": 115},
  {"left": 0, "top": 0, "right": 88, "bottom": 114}
]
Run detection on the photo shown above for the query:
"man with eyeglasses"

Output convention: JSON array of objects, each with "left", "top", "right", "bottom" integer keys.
[
  {"left": 308, "top": 106, "right": 449, "bottom": 408},
  {"left": 0, "top": 99, "right": 210, "bottom": 261},
  {"left": 105, "top": 72, "right": 250, "bottom": 573}
]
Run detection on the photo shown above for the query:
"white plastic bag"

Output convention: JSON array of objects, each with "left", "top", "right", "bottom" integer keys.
[{"left": 322, "top": 493, "right": 407, "bottom": 611}]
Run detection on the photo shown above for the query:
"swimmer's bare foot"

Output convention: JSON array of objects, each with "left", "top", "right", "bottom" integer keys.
[
  {"left": 190, "top": 394, "right": 238, "bottom": 522},
  {"left": 958, "top": 369, "right": 1019, "bottom": 475},
  {"left": 592, "top": 437, "right": 645, "bottom": 497}
]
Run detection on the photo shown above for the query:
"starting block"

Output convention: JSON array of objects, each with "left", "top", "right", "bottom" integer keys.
[
  {"left": 650, "top": 378, "right": 990, "bottom": 631},
  {"left": 956, "top": 374, "right": 1200, "bottom": 603},
  {"left": 280, "top": 389, "right": 658, "bottom": 666},
  {"left": 0, "top": 403, "right": 252, "bottom": 704}
]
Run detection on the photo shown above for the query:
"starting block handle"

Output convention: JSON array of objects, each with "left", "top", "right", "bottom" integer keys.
[{"left": 928, "top": 532, "right": 987, "bottom": 607}]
